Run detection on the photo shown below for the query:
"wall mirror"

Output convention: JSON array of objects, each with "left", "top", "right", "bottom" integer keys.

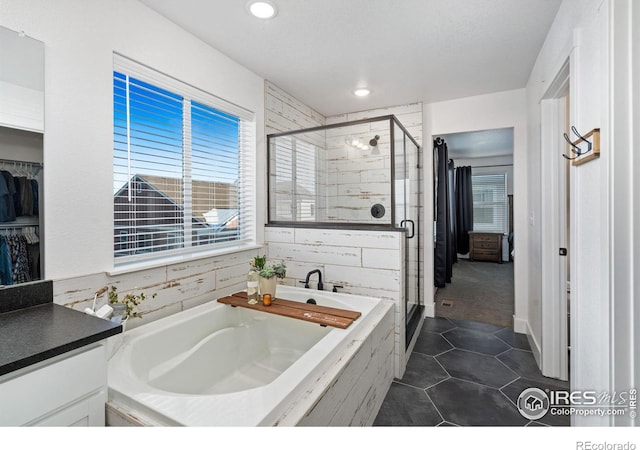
[{"left": 0, "top": 24, "right": 45, "bottom": 286}]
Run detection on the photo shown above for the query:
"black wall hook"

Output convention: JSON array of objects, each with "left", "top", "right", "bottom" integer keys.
[{"left": 562, "top": 126, "right": 593, "bottom": 160}]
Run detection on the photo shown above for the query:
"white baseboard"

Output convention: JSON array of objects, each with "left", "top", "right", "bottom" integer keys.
[
  {"left": 526, "top": 321, "right": 542, "bottom": 369},
  {"left": 513, "top": 315, "right": 528, "bottom": 334},
  {"left": 424, "top": 301, "right": 435, "bottom": 318}
]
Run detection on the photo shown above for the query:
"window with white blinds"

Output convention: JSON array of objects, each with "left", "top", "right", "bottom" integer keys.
[
  {"left": 471, "top": 173, "right": 508, "bottom": 233},
  {"left": 113, "top": 55, "right": 255, "bottom": 263},
  {"left": 270, "top": 135, "right": 317, "bottom": 221}
]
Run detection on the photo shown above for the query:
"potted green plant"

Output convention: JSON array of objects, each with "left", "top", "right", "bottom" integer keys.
[
  {"left": 251, "top": 256, "right": 287, "bottom": 299},
  {"left": 108, "top": 285, "right": 156, "bottom": 329},
  {"left": 250, "top": 255, "right": 267, "bottom": 271}
]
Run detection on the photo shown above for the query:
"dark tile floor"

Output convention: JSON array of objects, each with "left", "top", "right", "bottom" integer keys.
[{"left": 373, "top": 317, "right": 570, "bottom": 427}]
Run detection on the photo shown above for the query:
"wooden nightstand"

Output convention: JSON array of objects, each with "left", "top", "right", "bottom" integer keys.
[{"left": 469, "top": 232, "right": 503, "bottom": 263}]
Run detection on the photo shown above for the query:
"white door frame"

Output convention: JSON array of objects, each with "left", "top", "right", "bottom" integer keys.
[
  {"left": 540, "top": 59, "right": 571, "bottom": 381},
  {"left": 608, "top": 0, "right": 638, "bottom": 426}
]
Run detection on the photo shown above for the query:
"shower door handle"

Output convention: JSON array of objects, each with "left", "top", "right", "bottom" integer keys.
[{"left": 400, "top": 219, "right": 415, "bottom": 239}]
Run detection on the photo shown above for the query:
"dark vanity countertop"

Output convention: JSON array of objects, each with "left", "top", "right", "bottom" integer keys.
[{"left": 0, "top": 303, "right": 122, "bottom": 377}]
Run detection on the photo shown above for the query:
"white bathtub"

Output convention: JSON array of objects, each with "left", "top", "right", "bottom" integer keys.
[{"left": 107, "top": 285, "right": 393, "bottom": 426}]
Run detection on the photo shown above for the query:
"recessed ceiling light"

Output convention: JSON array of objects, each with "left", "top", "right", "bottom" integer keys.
[
  {"left": 248, "top": 1, "right": 277, "bottom": 19},
  {"left": 353, "top": 88, "right": 371, "bottom": 97}
]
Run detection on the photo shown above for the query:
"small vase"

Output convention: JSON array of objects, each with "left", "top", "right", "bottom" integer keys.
[{"left": 259, "top": 276, "right": 277, "bottom": 299}]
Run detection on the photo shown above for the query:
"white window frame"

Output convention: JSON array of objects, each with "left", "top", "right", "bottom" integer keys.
[
  {"left": 113, "top": 54, "right": 256, "bottom": 268},
  {"left": 471, "top": 173, "right": 508, "bottom": 233}
]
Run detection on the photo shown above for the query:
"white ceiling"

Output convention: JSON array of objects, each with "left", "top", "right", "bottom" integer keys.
[
  {"left": 440, "top": 128, "right": 514, "bottom": 159},
  {"left": 140, "top": 0, "right": 562, "bottom": 117}
]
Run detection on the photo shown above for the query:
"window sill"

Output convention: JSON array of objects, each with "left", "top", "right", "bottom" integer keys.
[{"left": 108, "top": 243, "right": 262, "bottom": 276}]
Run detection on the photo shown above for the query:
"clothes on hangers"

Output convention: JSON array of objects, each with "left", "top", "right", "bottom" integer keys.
[
  {"left": 0, "top": 168, "right": 39, "bottom": 222},
  {"left": 0, "top": 234, "right": 36, "bottom": 285},
  {"left": 0, "top": 171, "right": 16, "bottom": 222},
  {"left": 32, "top": 179, "right": 39, "bottom": 216},
  {"left": 0, "top": 237, "right": 11, "bottom": 285},
  {"left": 18, "top": 177, "right": 33, "bottom": 216}
]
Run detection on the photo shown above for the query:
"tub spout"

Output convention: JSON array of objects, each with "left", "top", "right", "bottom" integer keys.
[{"left": 305, "top": 269, "right": 323, "bottom": 291}]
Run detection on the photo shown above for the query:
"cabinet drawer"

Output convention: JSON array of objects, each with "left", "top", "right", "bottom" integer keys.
[
  {"left": 474, "top": 241, "right": 499, "bottom": 250},
  {"left": 473, "top": 249, "right": 498, "bottom": 256},
  {"left": 473, "top": 235, "right": 497, "bottom": 242}
]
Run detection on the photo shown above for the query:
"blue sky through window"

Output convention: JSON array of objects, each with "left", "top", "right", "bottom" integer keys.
[{"left": 113, "top": 71, "right": 240, "bottom": 194}]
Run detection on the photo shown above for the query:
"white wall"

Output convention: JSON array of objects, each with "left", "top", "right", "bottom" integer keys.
[
  {"left": 0, "top": 0, "right": 265, "bottom": 323},
  {"left": 527, "top": 0, "right": 612, "bottom": 425},
  {"left": 423, "top": 89, "right": 528, "bottom": 331}
]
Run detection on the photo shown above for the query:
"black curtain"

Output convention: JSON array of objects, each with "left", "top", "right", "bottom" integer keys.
[
  {"left": 434, "top": 138, "right": 454, "bottom": 288},
  {"left": 455, "top": 166, "right": 474, "bottom": 254},
  {"left": 448, "top": 159, "right": 458, "bottom": 264}
]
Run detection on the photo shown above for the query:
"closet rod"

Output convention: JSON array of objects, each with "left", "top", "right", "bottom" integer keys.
[
  {"left": 0, "top": 220, "right": 39, "bottom": 230},
  {"left": 0, "top": 158, "right": 43, "bottom": 167},
  {"left": 470, "top": 164, "right": 513, "bottom": 169}
]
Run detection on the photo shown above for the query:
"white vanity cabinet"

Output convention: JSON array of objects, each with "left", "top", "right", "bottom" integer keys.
[{"left": 0, "top": 345, "right": 107, "bottom": 426}]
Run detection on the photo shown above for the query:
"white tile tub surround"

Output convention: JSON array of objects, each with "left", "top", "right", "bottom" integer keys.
[
  {"left": 53, "top": 248, "right": 260, "bottom": 331},
  {"left": 279, "top": 298, "right": 394, "bottom": 426},
  {"left": 265, "top": 227, "right": 408, "bottom": 379},
  {"left": 106, "top": 286, "right": 394, "bottom": 426}
]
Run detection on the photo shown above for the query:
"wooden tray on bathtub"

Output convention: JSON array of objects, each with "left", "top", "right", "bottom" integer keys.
[{"left": 217, "top": 292, "right": 361, "bottom": 329}]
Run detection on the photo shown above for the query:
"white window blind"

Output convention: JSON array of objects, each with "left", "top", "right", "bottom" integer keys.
[
  {"left": 270, "top": 136, "right": 317, "bottom": 221},
  {"left": 113, "top": 55, "right": 255, "bottom": 263},
  {"left": 293, "top": 139, "right": 317, "bottom": 222},
  {"left": 472, "top": 173, "right": 507, "bottom": 233}
]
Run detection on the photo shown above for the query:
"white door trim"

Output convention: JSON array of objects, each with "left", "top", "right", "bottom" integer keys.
[{"left": 608, "top": 0, "right": 637, "bottom": 427}]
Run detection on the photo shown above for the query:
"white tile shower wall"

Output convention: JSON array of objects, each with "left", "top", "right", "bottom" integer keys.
[
  {"left": 265, "top": 227, "right": 406, "bottom": 378},
  {"left": 324, "top": 104, "right": 423, "bottom": 224},
  {"left": 265, "top": 81, "right": 325, "bottom": 135},
  {"left": 323, "top": 123, "right": 391, "bottom": 223},
  {"left": 54, "top": 248, "right": 259, "bottom": 330},
  {"left": 265, "top": 81, "right": 326, "bottom": 222}
]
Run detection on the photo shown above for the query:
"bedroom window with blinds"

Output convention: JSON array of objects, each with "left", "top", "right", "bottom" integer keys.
[
  {"left": 471, "top": 173, "right": 507, "bottom": 233},
  {"left": 113, "top": 55, "right": 255, "bottom": 264}
]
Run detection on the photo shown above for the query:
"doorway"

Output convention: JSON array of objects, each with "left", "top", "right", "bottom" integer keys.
[
  {"left": 433, "top": 128, "right": 515, "bottom": 328},
  {"left": 540, "top": 59, "right": 570, "bottom": 381}
]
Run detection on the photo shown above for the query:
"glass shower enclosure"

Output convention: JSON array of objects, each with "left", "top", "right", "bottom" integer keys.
[{"left": 267, "top": 115, "right": 423, "bottom": 346}]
